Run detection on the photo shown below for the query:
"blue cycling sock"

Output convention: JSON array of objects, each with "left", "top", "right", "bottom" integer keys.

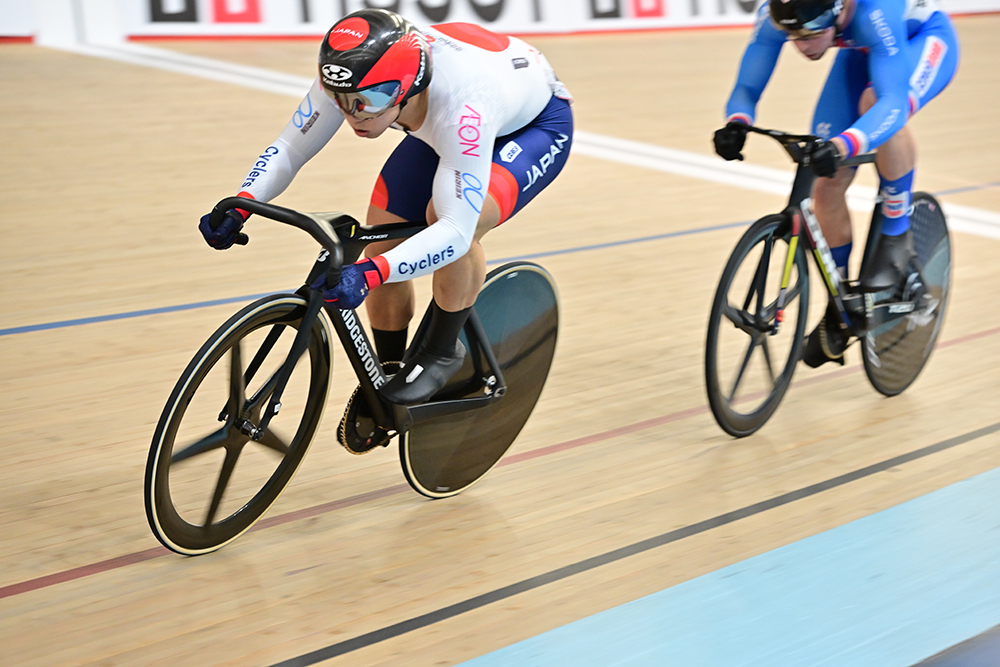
[
  {"left": 831, "top": 242, "right": 853, "bottom": 274},
  {"left": 879, "top": 170, "right": 914, "bottom": 236}
]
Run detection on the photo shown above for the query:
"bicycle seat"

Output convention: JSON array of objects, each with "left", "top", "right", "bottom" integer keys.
[{"left": 307, "top": 211, "right": 355, "bottom": 227}]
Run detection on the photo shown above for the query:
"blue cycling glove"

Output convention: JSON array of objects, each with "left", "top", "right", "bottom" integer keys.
[
  {"left": 312, "top": 257, "right": 387, "bottom": 310},
  {"left": 199, "top": 209, "right": 247, "bottom": 250}
]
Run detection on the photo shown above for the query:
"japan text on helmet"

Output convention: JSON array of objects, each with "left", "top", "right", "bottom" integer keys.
[
  {"left": 769, "top": 0, "right": 843, "bottom": 39},
  {"left": 318, "top": 9, "right": 432, "bottom": 119}
]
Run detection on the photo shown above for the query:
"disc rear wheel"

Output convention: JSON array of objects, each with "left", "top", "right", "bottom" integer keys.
[
  {"left": 862, "top": 193, "right": 950, "bottom": 396},
  {"left": 399, "top": 262, "right": 559, "bottom": 498}
]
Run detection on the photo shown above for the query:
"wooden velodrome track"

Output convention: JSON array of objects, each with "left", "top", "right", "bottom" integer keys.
[{"left": 2, "top": 15, "right": 999, "bottom": 666}]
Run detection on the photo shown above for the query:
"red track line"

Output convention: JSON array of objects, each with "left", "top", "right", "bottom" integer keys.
[
  {"left": 0, "top": 548, "right": 165, "bottom": 599},
  {"left": 936, "top": 325, "right": 1000, "bottom": 348},
  {"left": 499, "top": 406, "right": 708, "bottom": 467},
  {"left": 1, "top": 324, "right": 995, "bottom": 600},
  {"left": 251, "top": 484, "right": 411, "bottom": 530}
]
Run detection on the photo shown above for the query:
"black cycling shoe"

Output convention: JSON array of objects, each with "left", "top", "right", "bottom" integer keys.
[
  {"left": 379, "top": 340, "right": 466, "bottom": 406},
  {"left": 802, "top": 301, "right": 848, "bottom": 368},
  {"left": 860, "top": 229, "right": 916, "bottom": 292}
]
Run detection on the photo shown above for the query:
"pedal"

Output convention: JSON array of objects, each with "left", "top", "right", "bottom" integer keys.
[
  {"left": 338, "top": 362, "right": 399, "bottom": 455},
  {"left": 906, "top": 279, "right": 939, "bottom": 330},
  {"left": 840, "top": 291, "right": 865, "bottom": 318},
  {"left": 862, "top": 269, "right": 935, "bottom": 331},
  {"left": 900, "top": 270, "right": 925, "bottom": 304}
]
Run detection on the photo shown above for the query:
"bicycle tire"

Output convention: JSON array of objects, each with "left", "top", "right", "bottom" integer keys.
[
  {"left": 399, "top": 262, "right": 559, "bottom": 498},
  {"left": 861, "top": 193, "right": 951, "bottom": 396},
  {"left": 705, "top": 214, "right": 810, "bottom": 437},
  {"left": 144, "top": 293, "right": 333, "bottom": 555}
]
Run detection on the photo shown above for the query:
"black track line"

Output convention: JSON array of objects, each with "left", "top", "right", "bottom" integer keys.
[{"left": 268, "top": 420, "right": 1000, "bottom": 666}]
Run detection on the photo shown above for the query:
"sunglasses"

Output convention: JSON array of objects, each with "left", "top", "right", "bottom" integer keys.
[
  {"left": 329, "top": 81, "right": 402, "bottom": 120},
  {"left": 774, "top": 5, "right": 839, "bottom": 40}
]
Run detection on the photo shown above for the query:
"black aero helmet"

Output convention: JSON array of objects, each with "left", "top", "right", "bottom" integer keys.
[
  {"left": 769, "top": 0, "right": 843, "bottom": 38},
  {"left": 318, "top": 9, "right": 432, "bottom": 119}
]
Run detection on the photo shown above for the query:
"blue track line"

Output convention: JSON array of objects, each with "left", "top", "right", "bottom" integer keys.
[
  {"left": 933, "top": 181, "right": 1000, "bottom": 197},
  {"left": 4, "top": 173, "right": 996, "bottom": 340},
  {"left": 0, "top": 293, "right": 276, "bottom": 337},
  {"left": 0, "top": 220, "right": 751, "bottom": 338}
]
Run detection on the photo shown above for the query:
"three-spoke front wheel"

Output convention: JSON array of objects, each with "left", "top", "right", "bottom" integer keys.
[
  {"left": 705, "top": 215, "right": 810, "bottom": 437},
  {"left": 144, "top": 294, "right": 332, "bottom": 555}
]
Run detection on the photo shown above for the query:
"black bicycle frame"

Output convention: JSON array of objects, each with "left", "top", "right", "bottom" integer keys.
[
  {"left": 750, "top": 127, "right": 878, "bottom": 333},
  {"left": 210, "top": 197, "right": 508, "bottom": 439}
]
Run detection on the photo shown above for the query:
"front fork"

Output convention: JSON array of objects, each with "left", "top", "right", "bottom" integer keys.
[{"left": 774, "top": 211, "right": 801, "bottom": 332}]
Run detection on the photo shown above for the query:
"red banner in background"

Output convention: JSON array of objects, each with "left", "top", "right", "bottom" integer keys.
[
  {"left": 213, "top": 0, "right": 261, "bottom": 23},
  {"left": 127, "top": 0, "right": 775, "bottom": 35},
  {"left": 631, "top": 0, "right": 665, "bottom": 17}
]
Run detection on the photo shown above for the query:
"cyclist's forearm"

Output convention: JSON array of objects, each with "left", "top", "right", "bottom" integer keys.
[
  {"left": 375, "top": 121, "right": 494, "bottom": 284},
  {"left": 837, "top": 94, "right": 908, "bottom": 156},
  {"left": 725, "top": 87, "right": 760, "bottom": 125},
  {"left": 378, "top": 217, "right": 473, "bottom": 283},
  {"left": 836, "top": 6, "right": 911, "bottom": 156},
  {"left": 235, "top": 79, "right": 343, "bottom": 203},
  {"left": 836, "top": 62, "right": 909, "bottom": 157},
  {"left": 234, "top": 137, "right": 297, "bottom": 203},
  {"left": 725, "top": 24, "right": 783, "bottom": 123}
]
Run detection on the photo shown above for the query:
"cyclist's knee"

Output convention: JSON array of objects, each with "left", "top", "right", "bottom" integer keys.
[
  {"left": 476, "top": 195, "right": 502, "bottom": 240},
  {"left": 813, "top": 167, "right": 854, "bottom": 200},
  {"left": 367, "top": 204, "right": 407, "bottom": 226},
  {"left": 365, "top": 204, "right": 409, "bottom": 256}
]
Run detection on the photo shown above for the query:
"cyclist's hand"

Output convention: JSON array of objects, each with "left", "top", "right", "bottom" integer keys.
[
  {"left": 808, "top": 140, "right": 842, "bottom": 178},
  {"left": 313, "top": 257, "right": 386, "bottom": 310},
  {"left": 199, "top": 209, "right": 248, "bottom": 249},
  {"left": 713, "top": 122, "right": 748, "bottom": 161}
]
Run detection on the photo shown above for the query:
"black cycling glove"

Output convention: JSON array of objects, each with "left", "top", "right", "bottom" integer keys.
[
  {"left": 808, "top": 141, "right": 842, "bottom": 178},
  {"left": 713, "top": 122, "right": 749, "bottom": 161}
]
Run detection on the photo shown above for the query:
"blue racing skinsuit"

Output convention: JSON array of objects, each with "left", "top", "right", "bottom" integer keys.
[{"left": 726, "top": 0, "right": 959, "bottom": 159}]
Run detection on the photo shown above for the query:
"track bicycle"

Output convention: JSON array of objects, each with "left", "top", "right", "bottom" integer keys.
[
  {"left": 144, "top": 197, "right": 559, "bottom": 555},
  {"left": 705, "top": 125, "right": 950, "bottom": 437}
]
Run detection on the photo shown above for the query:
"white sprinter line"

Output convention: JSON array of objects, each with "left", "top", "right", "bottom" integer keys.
[{"left": 50, "top": 39, "right": 1000, "bottom": 241}]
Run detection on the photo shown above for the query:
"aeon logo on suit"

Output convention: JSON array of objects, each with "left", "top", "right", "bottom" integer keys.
[{"left": 149, "top": 0, "right": 261, "bottom": 23}]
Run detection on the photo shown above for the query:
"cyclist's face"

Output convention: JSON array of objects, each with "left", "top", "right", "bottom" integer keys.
[
  {"left": 341, "top": 105, "right": 401, "bottom": 139},
  {"left": 792, "top": 27, "right": 835, "bottom": 60}
]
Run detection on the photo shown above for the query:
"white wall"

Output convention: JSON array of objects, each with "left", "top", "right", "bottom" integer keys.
[
  {"left": 0, "top": 0, "right": 35, "bottom": 36},
  {"left": 3, "top": 0, "right": 997, "bottom": 42}
]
